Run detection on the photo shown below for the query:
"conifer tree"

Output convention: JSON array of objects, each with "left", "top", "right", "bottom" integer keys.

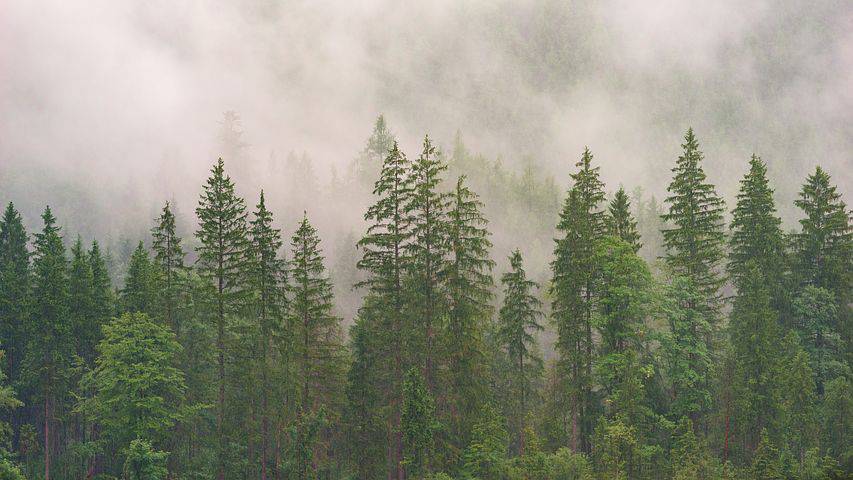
[
  {"left": 728, "top": 263, "right": 784, "bottom": 459},
  {"left": 247, "top": 191, "right": 287, "bottom": 480},
  {"left": 442, "top": 175, "right": 494, "bottom": 454},
  {"left": 83, "top": 312, "right": 186, "bottom": 460},
  {"left": 498, "top": 249, "right": 544, "bottom": 456},
  {"left": 793, "top": 166, "right": 851, "bottom": 299},
  {"left": 354, "top": 141, "right": 414, "bottom": 478},
  {"left": 405, "top": 135, "right": 449, "bottom": 391},
  {"left": 551, "top": 147, "right": 605, "bottom": 452},
  {"left": 729, "top": 155, "right": 788, "bottom": 321},
  {"left": 401, "top": 368, "right": 439, "bottom": 478},
  {"left": 0, "top": 202, "right": 29, "bottom": 385},
  {"left": 195, "top": 157, "right": 250, "bottom": 480},
  {"left": 24, "top": 206, "right": 71, "bottom": 480},
  {"left": 151, "top": 202, "right": 187, "bottom": 332},
  {"left": 661, "top": 128, "right": 726, "bottom": 314},
  {"left": 290, "top": 213, "right": 345, "bottom": 475},
  {"left": 608, "top": 187, "right": 641, "bottom": 253},
  {"left": 354, "top": 114, "right": 396, "bottom": 187},
  {"left": 122, "top": 241, "right": 156, "bottom": 315},
  {"left": 88, "top": 240, "right": 114, "bottom": 328},
  {"left": 792, "top": 286, "right": 842, "bottom": 395},
  {"left": 69, "top": 237, "right": 97, "bottom": 366}
]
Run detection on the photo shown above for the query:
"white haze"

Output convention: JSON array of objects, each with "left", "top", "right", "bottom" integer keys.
[{"left": 1, "top": 0, "right": 851, "bottom": 256}]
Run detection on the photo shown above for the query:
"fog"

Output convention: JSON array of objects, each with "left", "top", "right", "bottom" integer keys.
[{"left": 1, "top": 0, "right": 851, "bottom": 302}]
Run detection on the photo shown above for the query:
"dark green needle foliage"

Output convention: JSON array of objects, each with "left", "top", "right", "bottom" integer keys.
[
  {"left": 122, "top": 241, "right": 156, "bottom": 316},
  {"left": 0, "top": 202, "right": 30, "bottom": 385},
  {"left": 608, "top": 187, "right": 642, "bottom": 253},
  {"left": 402, "top": 367, "right": 439, "bottom": 478},
  {"left": 151, "top": 202, "right": 187, "bottom": 331},
  {"left": 498, "top": 249, "right": 544, "bottom": 456}
]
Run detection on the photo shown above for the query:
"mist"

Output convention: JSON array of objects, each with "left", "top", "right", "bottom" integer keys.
[{"left": 2, "top": 0, "right": 851, "bottom": 269}]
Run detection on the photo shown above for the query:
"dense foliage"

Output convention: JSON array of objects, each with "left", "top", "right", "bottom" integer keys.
[{"left": 0, "top": 120, "right": 850, "bottom": 480}]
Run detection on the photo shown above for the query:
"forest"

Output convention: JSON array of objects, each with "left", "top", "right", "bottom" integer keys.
[{"left": 0, "top": 116, "right": 850, "bottom": 480}]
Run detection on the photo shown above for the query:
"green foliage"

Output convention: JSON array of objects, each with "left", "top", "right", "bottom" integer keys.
[
  {"left": 402, "top": 368, "right": 440, "bottom": 478},
  {"left": 0, "top": 202, "right": 29, "bottom": 387},
  {"left": 792, "top": 286, "right": 846, "bottom": 394},
  {"left": 151, "top": 201, "right": 186, "bottom": 331},
  {"left": 661, "top": 128, "right": 726, "bottom": 315},
  {"left": 461, "top": 403, "right": 509, "bottom": 480},
  {"left": 751, "top": 429, "right": 784, "bottom": 480},
  {"left": 498, "top": 250, "right": 544, "bottom": 454},
  {"left": 82, "top": 312, "right": 186, "bottom": 448},
  {"left": 121, "top": 241, "right": 156, "bottom": 315},
  {"left": 123, "top": 438, "right": 168, "bottom": 480},
  {"left": 608, "top": 187, "right": 641, "bottom": 253},
  {"left": 0, "top": 459, "right": 25, "bottom": 480},
  {"left": 550, "top": 147, "right": 606, "bottom": 453}
]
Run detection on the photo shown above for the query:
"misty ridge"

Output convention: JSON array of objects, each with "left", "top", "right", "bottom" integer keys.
[{"left": 0, "top": 1, "right": 851, "bottom": 479}]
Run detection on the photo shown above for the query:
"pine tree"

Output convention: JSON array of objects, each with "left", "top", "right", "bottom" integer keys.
[
  {"left": 354, "top": 114, "right": 396, "bottom": 187},
  {"left": 461, "top": 403, "right": 509, "bottom": 479},
  {"left": 0, "top": 202, "right": 30, "bottom": 386},
  {"left": 24, "top": 206, "right": 71, "bottom": 480},
  {"left": 792, "top": 286, "right": 842, "bottom": 395},
  {"left": 290, "top": 213, "right": 345, "bottom": 475},
  {"left": 661, "top": 128, "right": 726, "bottom": 314},
  {"left": 405, "top": 135, "right": 449, "bottom": 391},
  {"left": 442, "top": 175, "right": 494, "bottom": 455},
  {"left": 151, "top": 202, "right": 187, "bottom": 332},
  {"left": 354, "top": 141, "right": 414, "bottom": 478},
  {"left": 551, "top": 147, "right": 605, "bottom": 453},
  {"left": 401, "top": 368, "right": 439, "bottom": 478},
  {"left": 608, "top": 187, "right": 641, "bottom": 253},
  {"left": 498, "top": 249, "right": 544, "bottom": 456},
  {"left": 88, "top": 240, "right": 114, "bottom": 330},
  {"left": 122, "top": 241, "right": 155, "bottom": 315},
  {"left": 69, "top": 237, "right": 97, "bottom": 365},
  {"left": 793, "top": 166, "right": 851, "bottom": 299},
  {"left": 195, "top": 157, "right": 250, "bottom": 480},
  {"left": 247, "top": 191, "right": 287, "bottom": 480},
  {"left": 751, "top": 429, "right": 784, "bottom": 479},
  {"left": 83, "top": 312, "right": 186, "bottom": 456},
  {"left": 728, "top": 263, "right": 784, "bottom": 459}
]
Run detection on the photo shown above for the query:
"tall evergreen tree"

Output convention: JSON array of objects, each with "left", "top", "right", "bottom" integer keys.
[
  {"left": 608, "top": 187, "right": 641, "bottom": 253},
  {"left": 151, "top": 202, "right": 187, "bottom": 332},
  {"left": 354, "top": 141, "right": 414, "bottom": 478},
  {"left": 728, "top": 263, "right": 785, "bottom": 460},
  {"left": 247, "top": 191, "right": 288, "bottom": 480},
  {"left": 498, "top": 249, "right": 544, "bottom": 456},
  {"left": 405, "top": 135, "right": 449, "bottom": 391},
  {"left": 551, "top": 147, "right": 605, "bottom": 453},
  {"left": 290, "top": 213, "right": 345, "bottom": 476},
  {"left": 121, "top": 241, "right": 155, "bottom": 316},
  {"left": 195, "top": 157, "right": 250, "bottom": 480},
  {"left": 793, "top": 166, "right": 851, "bottom": 299},
  {"left": 69, "top": 237, "right": 98, "bottom": 366},
  {"left": 0, "top": 202, "right": 29, "bottom": 386},
  {"left": 88, "top": 240, "right": 114, "bottom": 333},
  {"left": 661, "top": 128, "right": 726, "bottom": 314},
  {"left": 24, "top": 206, "right": 71, "bottom": 480},
  {"left": 401, "top": 368, "right": 439, "bottom": 478},
  {"left": 354, "top": 114, "right": 396, "bottom": 187},
  {"left": 729, "top": 155, "right": 787, "bottom": 316},
  {"left": 442, "top": 175, "right": 494, "bottom": 456}
]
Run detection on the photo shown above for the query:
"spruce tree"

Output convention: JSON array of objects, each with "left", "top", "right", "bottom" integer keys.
[
  {"left": 401, "top": 368, "right": 439, "bottom": 478},
  {"left": 442, "top": 175, "right": 494, "bottom": 455},
  {"left": 729, "top": 155, "right": 787, "bottom": 316},
  {"left": 0, "top": 202, "right": 29, "bottom": 386},
  {"left": 247, "top": 191, "right": 287, "bottom": 480},
  {"left": 661, "top": 128, "right": 726, "bottom": 314},
  {"left": 290, "top": 213, "right": 345, "bottom": 475},
  {"left": 354, "top": 141, "right": 414, "bottom": 478},
  {"left": 122, "top": 241, "right": 155, "bottom": 315},
  {"left": 405, "top": 135, "right": 449, "bottom": 391},
  {"left": 608, "top": 187, "right": 641, "bottom": 253},
  {"left": 354, "top": 114, "right": 396, "bottom": 187},
  {"left": 151, "top": 202, "right": 187, "bottom": 332},
  {"left": 551, "top": 147, "right": 605, "bottom": 452},
  {"left": 793, "top": 166, "right": 851, "bottom": 298},
  {"left": 24, "top": 206, "right": 71, "bottom": 480},
  {"left": 88, "top": 240, "right": 114, "bottom": 329},
  {"left": 728, "top": 263, "right": 784, "bottom": 459},
  {"left": 195, "top": 157, "right": 250, "bottom": 480},
  {"left": 498, "top": 249, "right": 544, "bottom": 456},
  {"left": 69, "top": 237, "right": 97, "bottom": 365}
]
